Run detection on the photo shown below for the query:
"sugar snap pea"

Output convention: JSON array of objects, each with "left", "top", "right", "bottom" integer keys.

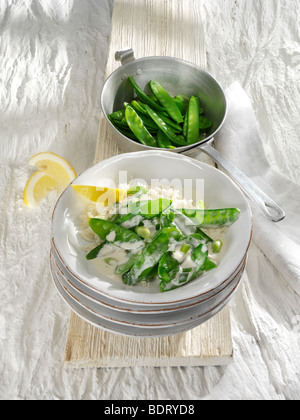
[
  {"left": 199, "top": 115, "right": 213, "bottom": 131},
  {"left": 157, "top": 130, "right": 175, "bottom": 149},
  {"left": 89, "top": 218, "right": 144, "bottom": 251},
  {"left": 149, "top": 80, "right": 184, "bottom": 124},
  {"left": 108, "top": 108, "right": 125, "bottom": 121},
  {"left": 128, "top": 77, "right": 165, "bottom": 112},
  {"left": 115, "top": 251, "right": 142, "bottom": 275},
  {"left": 125, "top": 105, "right": 157, "bottom": 147},
  {"left": 123, "top": 232, "right": 170, "bottom": 285},
  {"left": 86, "top": 242, "right": 106, "bottom": 261},
  {"left": 173, "top": 95, "right": 189, "bottom": 115},
  {"left": 158, "top": 252, "right": 180, "bottom": 283},
  {"left": 159, "top": 243, "right": 209, "bottom": 292},
  {"left": 189, "top": 243, "right": 209, "bottom": 281},
  {"left": 179, "top": 208, "right": 241, "bottom": 228},
  {"left": 128, "top": 198, "right": 172, "bottom": 219},
  {"left": 108, "top": 78, "right": 215, "bottom": 149},
  {"left": 186, "top": 96, "right": 200, "bottom": 144},
  {"left": 143, "top": 104, "right": 187, "bottom": 146}
]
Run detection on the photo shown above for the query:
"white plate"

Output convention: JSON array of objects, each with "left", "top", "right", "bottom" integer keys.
[
  {"left": 51, "top": 260, "right": 243, "bottom": 338},
  {"left": 51, "top": 244, "right": 247, "bottom": 313},
  {"left": 51, "top": 151, "right": 252, "bottom": 306},
  {"left": 51, "top": 251, "right": 246, "bottom": 327}
]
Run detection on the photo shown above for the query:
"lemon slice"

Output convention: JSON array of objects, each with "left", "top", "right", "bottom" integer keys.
[
  {"left": 23, "top": 152, "right": 77, "bottom": 208},
  {"left": 72, "top": 185, "right": 127, "bottom": 206}
]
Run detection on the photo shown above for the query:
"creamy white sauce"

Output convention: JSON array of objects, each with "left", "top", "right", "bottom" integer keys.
[
  {"left": 79, "top": 182, "right": 229, "bottom": 286},
  {"left": 91, "top": 244, "right": 127, "bottom": 281}
]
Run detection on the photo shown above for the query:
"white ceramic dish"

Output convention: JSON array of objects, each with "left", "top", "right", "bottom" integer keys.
[
  {"left": 51, "top": 244, "right": 247, "bottom": 314},
  {"left": 51, "top": 251, "right": 246, "bottom": 327},
  {"left": 51, "top": 151, "right": 252, "bottom": 306},
  {"left": 50, "top": 260, "right": 243, "bottom": 338}
]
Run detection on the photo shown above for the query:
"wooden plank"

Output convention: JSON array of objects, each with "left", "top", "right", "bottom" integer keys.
[
  {"left": 65, "top": 306, "right": 233, "bottom": 368},
  {"left": 94, "top": 0, "right": 210, "bottom": 164},
  {"left": 64, "top": 0, "right": 233, "bottom": 368}
]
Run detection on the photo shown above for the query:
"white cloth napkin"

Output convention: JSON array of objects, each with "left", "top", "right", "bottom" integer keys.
[{"left": 214, "top": 82, "right": 300, "bottom": 295}]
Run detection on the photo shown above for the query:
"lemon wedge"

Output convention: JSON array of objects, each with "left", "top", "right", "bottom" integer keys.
[
  {"left": 72, "top": 185, "right": 127, "bottom": 206},
  {"left": 23, "top": 152, "right": 77, "bottom": 208}
]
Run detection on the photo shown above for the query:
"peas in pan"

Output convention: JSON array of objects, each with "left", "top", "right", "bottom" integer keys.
[{"left": 107, "top": 77, "right": 213, "bottom": 148}]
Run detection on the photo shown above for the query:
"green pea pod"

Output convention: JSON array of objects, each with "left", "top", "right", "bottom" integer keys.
[
  {"left": 189, "top": 243, "right": 209, "bottom": 281},
  {"left": 173, "top": 95, "right": 189, "bottom": 115},
  {"left": 123, "top": 232, "right": 170, "bottom": 285},
  {"left": 108, "top": 186, "right": 148, "bottom": 224},
  {"left": 116, "top": 213, "right": 144, "bottom": 228},
  {"left": 156, "top": 113, "right": 183, "bottom": 133},
  {"left": 108, "top": 115, "right": 138, "bottom": 141},
  {"left": 115, "top": 251, "right": 142, "bottom": 275},
  {"left": 126, "top": 185, "right": 148, "bottom": 196},
  {"left": 134, "top": 111, "right": 159, "bottom": 131},
  {"left": 108, "top": 108, "right": 126, "bottom": 121},
  {"left": 128, "top": 198, "right": 173, "bottom": 219},
  {"left": 158, "top": 252, "right": 179, "bottom": 283},
  {"left": 179, "top": 208, "right": 241, "bottom": 228},
  {"left": 128, "top": 77, "right": 165, "bottom": 112},
  {"left": 153, "top": 226, "right": 182, "bottom": 241},
  {"left": 89, "top": 219, "right": 144, "bottom": 251},
  {"left": 149, "top": 80, "right": 184, "bottom": 124},
  {"left": 131, "top": 100, "right": 148, "bottom": 115},
  {"left": 186, "top": 96, "right": 200, "bottom": 144},
  {"left": 143, "top": 104, "right": 187, "bottom": 147},
  {"left": 188, "top": 231, "right": 213, "bottom": 246},
  {"left": 160, "top": 243, "right": 209, "bottom": 292},
  {"left": 183, "top": 108, "right": 189, "bottom": 138},
  {"left": 199, "top": 116, "right": 213, "bottom": 131},
  {"left": 125, "top": 105, "right": 157, "bottom": 147},
  {"left": 86, "top": 242, "right": 106, "bottom": 261},
  {"left": 157, "top": 131, "right": 176, "bottom": 149}
]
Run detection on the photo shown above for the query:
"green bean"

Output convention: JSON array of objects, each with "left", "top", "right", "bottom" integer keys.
[
  {"left": 143, "top": 104, "right": 187, "bottom": 146},
  {"left": 179, "top": 208, "right": 241, "bottom": 228},
  {"left": 123, "top": 232, "right": 170, "bottom": 285},
  {"left": 128, "top": 77, "right": 165, "bottom": 112},
  {"left": 89, "top": 219, "right": 144, "bottom": 250},
  {"left": 149, "top": 80, "right": 184, "bottom": 124},
  {"left": 125, "top": 105, "right": 157, "bottom": 147},
  {"left": 186, "top": 96, "right": 200, "bottom": 144}
]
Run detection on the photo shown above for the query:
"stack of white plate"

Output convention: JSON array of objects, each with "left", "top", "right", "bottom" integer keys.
[{"left": 50, "top": 151, "right": 253, "bottom": 338}]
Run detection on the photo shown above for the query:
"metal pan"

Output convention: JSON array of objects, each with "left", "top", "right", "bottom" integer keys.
[{"left": 100, "top": 48, "right": 285, "bottom": 222}]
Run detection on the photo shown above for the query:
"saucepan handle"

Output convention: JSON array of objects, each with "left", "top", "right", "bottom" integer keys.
[
  {"left": 115, "top": 48, "right": 136, "bottom": 65},
  {"left": 197, "top": 143, "right": 285, "bottom": 223}
]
